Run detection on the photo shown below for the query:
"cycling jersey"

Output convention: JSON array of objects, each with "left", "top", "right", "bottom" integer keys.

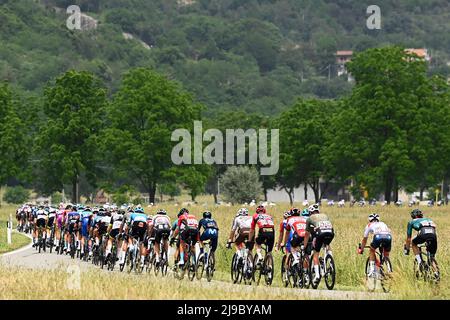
[
  {"left": 231, "top": 216, "right": 252, "bottom": 232},
  {"left": 407, "top": 218, "right": 436, "bottom": 238},
  {"left": 178, "top": 214, "right": 199, "bottom": 231},
  {"left": 306, "top": 214, "right": 333, "bottom": 235},
  {"left": 153, "top": 214, "right": 171, "bottom": 230},
  {"left": 250, "top": 213, "right": 275, "bottom": 232},
  {"left": 285, "top": 216, "right": 307, "bottom": 238},
  {"left": 364, "top": 221, "right": 391, "bottom": 238}
]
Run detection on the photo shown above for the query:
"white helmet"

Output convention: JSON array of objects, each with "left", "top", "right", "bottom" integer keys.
[
  {"left": 308, "top": 204, "right": 320, "bottom": 214},
  {"left": 236, "top": 208, "right": 248, "bottom": 217},
  {"left": 283, "top": 210, "right": 291, "bottom": 219},
  {"left": 368, "top": 213, "right": 380, "bottom": 223}
]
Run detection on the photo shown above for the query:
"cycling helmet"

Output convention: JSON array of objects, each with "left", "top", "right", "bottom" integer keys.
[
  {"left": 236, "top": 208, "right": 248, "bottom": 217},
  {"left": 368, "top": 213, "right": 380, "bottom": 223},
  {"left": 256, "top": 205, "right": 266, "bottom": 214},
  {"left": 290, "top": 208, "right": 300, "bottom": 216},
  {"left": 301, "top": 208, "right": 310, "bottom": 217},
  {"left": 156, "top": 209, "right": 167, "bottom": 215},
  {"left": 134, "top": 208, "right": 144, "bottom": 214},
  {"left": 411, "top": 209, "right": 423, "bottom": 219},
  {"left": 203, "top": 211, "right": 212, "bottom": 219},
  {"left": 283, "top": 211, "right": 291, "bottom": 219},
  {"left": 178, "top": 208, "right": 189, "bottom": 217},
  {"left": 308, "top": 204, "right": 320, "bottom": 214}
]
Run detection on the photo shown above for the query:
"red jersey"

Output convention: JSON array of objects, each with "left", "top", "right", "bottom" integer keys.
[
  {"left": 285, "top": 216, "right": 307, "bottom": 237},
  {"left": 178, "top": 214, "right": 198, "bottom": 231},
  {"left": 251, "top": 213, "right": 274, "bottom": 231}
]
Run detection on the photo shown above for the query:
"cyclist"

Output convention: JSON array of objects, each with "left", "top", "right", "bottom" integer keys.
[
  {"left": 105, "top": 209, "right": 125, "bottom": 261},
  {"left": 303, "top": 204, "right": 334, "bottom": 285},
  {"left": 276, "top": 210, "right": 292, "bottom": 252},
  {"left": 171, "top": 208, "right": 199, "bottom": 267},
  {"left": 120, "top": 207, "right": 148, "bottom": 268},
  {"left": 404, "top": 209, "right": 438, "bottom": 273},
  {"left": 80, "top": 207, "right": 93, "bottom": 258},
  {"left": 358, "top": 213, "right": 392, "bottom": 277},
  {"left": 226, "top": 208, "right": 253, "bottom": 262},
  {"left": 55, "top": 205, "right": 69, "bottom": 251},
  {"left": 33, "top": 207, "right": 48, "bottom": 248},
  {"left": 249, "top": 205, "right": 275, "bottom": 266},
  {"left": 65, "top": 207, "right": 81, "bottom": 253},
  {"left": 198, "top": 211, "right": 219, "bottom": 254},
  {"left": 47, "top": 207, "right": 57, "bottom": 248},
  {"left": 150, "top": 209, "right": 171, "bottom": 265},
  {"left": 282, "top": 208, "right": 310, "bottom": 272}
]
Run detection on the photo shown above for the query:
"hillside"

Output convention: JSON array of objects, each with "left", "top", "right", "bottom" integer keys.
[{"left": 1, "top": 0, "right": 450, "bottom": 115}]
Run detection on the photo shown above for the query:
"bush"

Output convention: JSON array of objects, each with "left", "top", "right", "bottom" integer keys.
[
  {"left": 3, "top": 186, "right": 30, "bottom": 204},
  {"left": 221, "top": 166, "right": 263, "bottom": 204}
]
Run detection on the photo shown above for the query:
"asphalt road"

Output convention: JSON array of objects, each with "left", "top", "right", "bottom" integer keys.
[{"left": 1, "top": 234, "right": 388, "bottom": 300}]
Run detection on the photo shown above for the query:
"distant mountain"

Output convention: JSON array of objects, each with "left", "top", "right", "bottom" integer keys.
[{"left": 1, "top": 0, "right": 450, "bottom": 115}]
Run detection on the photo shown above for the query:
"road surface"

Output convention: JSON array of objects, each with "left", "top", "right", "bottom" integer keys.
[{"left": 1, "top": 235, "right": 388, "bottom": 300}]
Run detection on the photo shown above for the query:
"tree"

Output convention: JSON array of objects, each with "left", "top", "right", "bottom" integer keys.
[
  {"left": 326, "top": 47, "right": 445, "bottom": 203},
  {"left": 221, "top": 166, "right": 263, "bottom": 205},
  {"left": 276, "top": 99, "right": 337, "bottom": 203},
  {"left": 103, "top": 68, "right": 202, "bottom": 204},
  {"left": 35, "top": 70, "right": 107, "bottom": 203},
  {"left": 3, "top": 186, "right": 30, "bottom": 204},
  {"left": 0, "top": 83, "right": 28, "bottom": 189}
]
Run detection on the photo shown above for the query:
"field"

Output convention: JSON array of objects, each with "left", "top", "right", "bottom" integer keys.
[
  {"left": 0, "top": 201, "right": 449, "bottom": 299},
  {"left": 0, "top": 206, "right": 30, "bottom": 254}
]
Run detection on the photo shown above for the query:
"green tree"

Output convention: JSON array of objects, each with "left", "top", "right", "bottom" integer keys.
[
  {"left": 0, "top": 83, "right": 28, "bottom": 188},
  {"left": 35, "top": 70, "right": 107, "bottom": 203},
  {"left": 326, "top": 47, "right": 444, "bottom": 203},
  {"left": 277, "top": 98, "right": 337, "bottom": 203},
  {"left": 103, "top": 68, "right": 202, "bottom": 204},
  {"left": 3, "top": 186, "right": 30, "bottom": 204},
  {"left": 221, "top": 166, "right": 263, "bottom": 205}
]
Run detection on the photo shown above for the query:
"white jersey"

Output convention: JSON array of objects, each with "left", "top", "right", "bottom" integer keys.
[
  {"left": 111, "top": 213, "right": 124, "bottom": 230},
  {"left": 364, "top": 221, "right": 391, "bottom": 238},
  {"left": 153, "top": 214, "right": 171, "bottom": 230},
  {"left": 231, "top": 216, "right": 252, "bottom": 232}
]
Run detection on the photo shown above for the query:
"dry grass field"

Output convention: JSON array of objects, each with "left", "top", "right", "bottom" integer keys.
[{"left": 0, "top": 200, "right": 449, "bottom": 299}]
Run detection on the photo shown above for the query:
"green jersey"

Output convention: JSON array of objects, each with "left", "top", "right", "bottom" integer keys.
[
  {"left": 407, "top": 218, "right": 436, "bottom": 238},
  {"left": 306, "top": 213, "right": 333, "bottom": 234}
]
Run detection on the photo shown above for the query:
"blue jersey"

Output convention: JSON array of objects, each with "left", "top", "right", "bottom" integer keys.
[
  {"left": 130, "top": 213, "right": 147, "bottom": 224},
  {"left": 67, "top": 211, "right": 80, "bottom": 224},
  {"left": 198, "top": 218, "right": 219, "bottom": 232}
]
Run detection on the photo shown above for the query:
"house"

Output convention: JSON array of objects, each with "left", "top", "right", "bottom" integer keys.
[
  {"left": 405, "top": 48, "right": 431, "bottom": 62},
  {"left": 335, "top": 51, "right": 354, "bottom": 81}
]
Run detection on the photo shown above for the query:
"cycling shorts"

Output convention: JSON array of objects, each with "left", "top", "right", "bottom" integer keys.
[
  {"left": 412, "top": 233, "right": 437, "bottom": 256},
  {"left": 200, "top": 228, "right": 218, "bottom": 252},
  {"left": 255, "top": 228, "right": 275, "bottom": 252},
  {"left": 312, "top": 231, "right": 334, "bottom": 252},
  {"left": 180, "top": 228, "right": 199, "bottom": 245},
  {"left": 370, "top": 234, "right": 392, "bottom": 252}
]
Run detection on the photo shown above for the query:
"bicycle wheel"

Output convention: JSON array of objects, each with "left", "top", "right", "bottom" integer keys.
[
  {"left": 264, "top": 253, "right": 274, "bottom": 286},
  {"left": 196, "top": 254, "right": 205, "bottom": 280},
  {"left": 188, "top": 253, "right": 196, "bottom": 281},
  {"left": 70, "top": 236, "right": 76, "bottom": 259},
  {"left": 161, "top": 250, "right": 169, "bottom": 277},
  {"left": 365, "top": 257, "right": 376, "bottom": 292},
  {"left": 286, "top": 255, "right": 295, "bottom": 288},
  {"left": 244, "top": 252, "right": 253, "bottom": 285},
  {"left": 281, "top": 255, "right": 289, "bottom": 287},
  {"left": 301, "top": 256, "right": 310, "bottom": 289},
  {"left": 231, "top": 253, "right": 239, "bottom": 283},
  {"left": 430, "top": 258, "right": 440, "bottom": 283},
  {"left": 119, "top": 249, "right": 128, "bottom": 272},
  {"left": 127, "top": 249, "right": 134, "bottom": 273},
  {"left": 380, "top": 257, "right": 393, "bottom": 293},
  {"left": 324, "top": 254, "right": 336, "bottom": 290},
  {"left": 253, "top": 254, "right": 262, "bottom": 286},
  {"left": 206, "top": 251, "right": 215, "bottom": 282},
  {"left": 309, "top": 255, "right": 320, "bottom": 289}
]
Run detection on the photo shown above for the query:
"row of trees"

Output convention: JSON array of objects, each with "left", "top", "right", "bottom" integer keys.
[{"left": 1, "top": 47, "right": 449, "bottom": 205}]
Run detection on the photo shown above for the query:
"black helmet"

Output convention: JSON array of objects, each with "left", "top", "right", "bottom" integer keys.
[
  {"left": 203, "top": 211, "right": 212, "bottom": 219},
  {"left": 178, "top": 208, "right": 189, "bottom": 217},
  {"left": 157, "top": 209, "right": 167, "bottom": 215},
  {"left": 290, "top": 208, "right": 300, "bottom": 216},
  {"left": 411, "top": 209, "right": 423, "bottom": 219}
]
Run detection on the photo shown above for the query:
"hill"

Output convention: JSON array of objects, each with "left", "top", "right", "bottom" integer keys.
[{"left": 1, "top": 0, "right": 450, "bottom": 115}]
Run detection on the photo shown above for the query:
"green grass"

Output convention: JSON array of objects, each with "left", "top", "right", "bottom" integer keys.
[{"left": 0, "top": 205, "right": 30, "bottom": 254}]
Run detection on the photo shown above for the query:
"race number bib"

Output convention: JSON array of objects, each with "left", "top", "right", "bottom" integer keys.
[
  {"left": 112, "top": 221, "right": 122, "bottom": 229},
  {"left": 318, "top": 221, "right": 333, "bottom": 230}
]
